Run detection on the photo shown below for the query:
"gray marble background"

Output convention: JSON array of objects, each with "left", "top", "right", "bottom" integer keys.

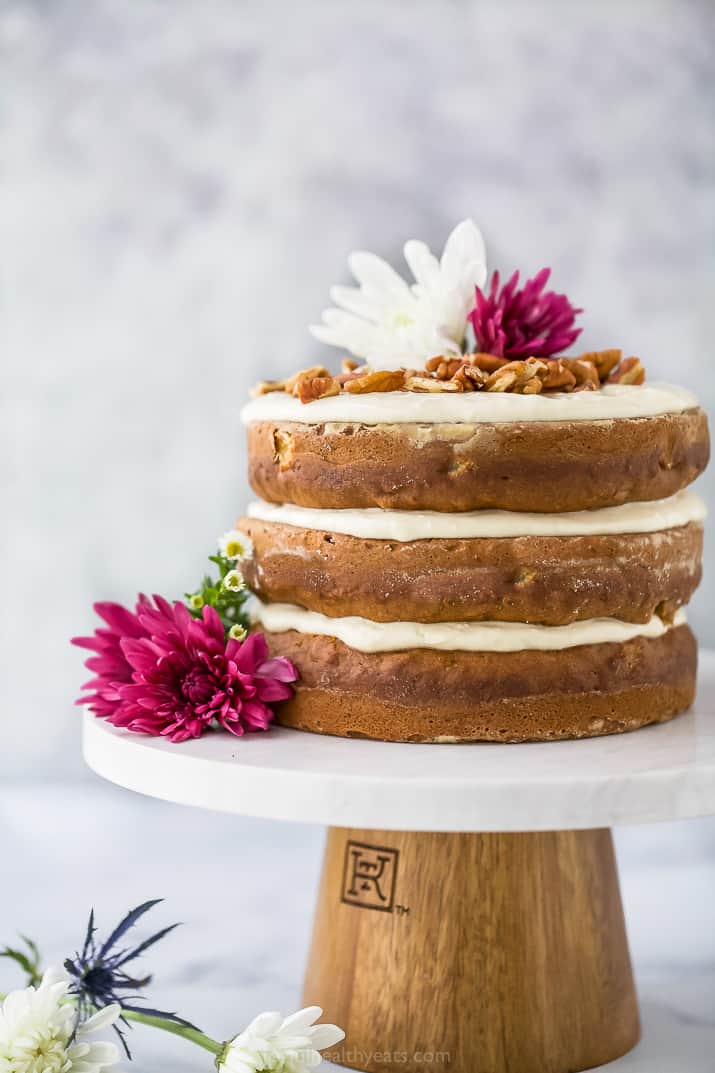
[{"left": 1, "top": 3, "right": 714, "bottom": 1067}]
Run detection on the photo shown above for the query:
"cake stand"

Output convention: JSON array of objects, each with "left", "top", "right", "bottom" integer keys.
[{"left": 83, "top": 653, "right": 715, "bottom": 1073}]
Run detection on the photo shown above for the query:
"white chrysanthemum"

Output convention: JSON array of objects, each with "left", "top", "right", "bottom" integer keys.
[
  {"left": 219, "top": 530, "right": 254, "bottom": 561},
  {"left": 310, "top": 219, "right": 487, "bottom": 367},
  {"left": 219, "top": 1006, "right": 344, "bottom": 1073},
  {"left": 0, "top": 967, "right": 120, "bottom": 1073}
]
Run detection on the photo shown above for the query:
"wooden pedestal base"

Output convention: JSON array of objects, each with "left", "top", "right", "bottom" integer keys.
[{"left": 304, "top": 828, "right": 640, "bottom": 1073}]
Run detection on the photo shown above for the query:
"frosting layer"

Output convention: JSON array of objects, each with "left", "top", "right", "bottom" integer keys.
[
  {"left": 249, "top": 598, "right": 686, "bottom": 653},
  {"left": 241, "top": 381, "right": 698, "bottom": 426},
  {"left": 246, "top": 489, "right": 706, "bottom": 541}
]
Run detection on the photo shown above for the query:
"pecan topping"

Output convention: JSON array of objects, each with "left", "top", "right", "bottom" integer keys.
[
  {"left": 578, "top": 349, "right": 622, "bottom": 380},
  {"left": 295, "top": 376, "right": 340, "bottom": 403},
  {"left": 344, "top": 369, "right": 406, "bottom": 394},
  {"left": 561, "top": 358, "right": 600, "bottom": 388},
  {"left": 608, "top": 357, "right": 645, "bottom": 385},
  {"left": 251, "top": 365, "right": 330, "bottom": 398},
  {"left": 540, "top": 361, "right": 577, "bottom": 391},
  {"left": 486, "top": 358, "right": 547, "bottom": 393},
  {"left": 252, "top": 346, "right": 646, "bottom": 402},
  {"left": 405, "top": 375, "right": 464, "bottom": 392},
  {"left": 466, "top": 352, "right": 510, "bottom": 373}
]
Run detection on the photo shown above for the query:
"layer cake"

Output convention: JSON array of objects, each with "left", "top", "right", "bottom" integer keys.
[{"left": 237, "top": 223, "right": 709, "bottom": 742}]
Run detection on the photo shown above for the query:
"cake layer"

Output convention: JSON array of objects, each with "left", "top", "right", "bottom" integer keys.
[
  {"left": 262, "top": 624, "right": 696, "bottom": 742},
  {"left": 247, "top": 409, "right": 709, "bottom": 512},
  {"left": 239, "top": 515, "right": 702, "bottom": 626}
]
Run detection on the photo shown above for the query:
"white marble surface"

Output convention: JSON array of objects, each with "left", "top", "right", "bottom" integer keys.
[
  {"left": 82, "top": 651, "right": 715, "bottom": 831},
  {"left": 1, "top": 781, "right": 714, "bottom": 1071},
  {"left": 2, "top": 0, "right": 714, "bottom": 777}
]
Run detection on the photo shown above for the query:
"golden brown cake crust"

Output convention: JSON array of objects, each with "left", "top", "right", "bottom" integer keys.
[
  {"left": 240, "top": 517, "right": 703, "bottom": 626},
  {"left": 265, "top": 625, "right": 696, "bottom": 742},
  {"left": 247, "top": 409, "right": 709, "bottom": 512}
]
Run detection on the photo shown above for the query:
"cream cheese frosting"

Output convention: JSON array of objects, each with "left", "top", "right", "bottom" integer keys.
[
  {"left": 249, "top": 598, "right": 686, "bottom": 654},
  {"left": 246, "top": 489, "right": 706, "bottom": 541},
  {"left": 241, "top": 381, "right": 698, "bottom": 426}
]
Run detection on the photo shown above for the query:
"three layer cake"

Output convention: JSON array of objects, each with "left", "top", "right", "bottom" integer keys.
[{"left": 237, "top": 223, "right": 709, "bottom": 742}]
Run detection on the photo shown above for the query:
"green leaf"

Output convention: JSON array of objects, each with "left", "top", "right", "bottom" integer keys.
[{"left": 1, "top": 936, "right": 43, "bottom": 986}]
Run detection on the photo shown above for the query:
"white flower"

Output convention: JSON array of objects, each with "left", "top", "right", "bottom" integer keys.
[
  {"left": 219, "top": 530, "right": 254, "bottom": 561},
  {"left": 310, "top": 218, "right": 487, "bottom": 367},
  {"left": 228, "top": 623, "right": 247, "bottom": 641},
  {"left": 218, "top": 1006, "right": 344, "bottom": 1073},
  {"left": 223, "top": 570, "right": 246, "bottom": 593},
  {"left": 0, "top": 967, "right": 120, "bottom": 1073}
]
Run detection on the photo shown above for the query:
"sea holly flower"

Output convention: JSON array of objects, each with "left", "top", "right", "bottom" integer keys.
[
  {"left": 64, "top": 900, "right": 194, "bottom": 1059},
  {"left": 73, "top": 598, "right": 297, "bottom": 742},
  {"left": 219, "top": 530, "right": 253, "bottom": 561},
  {"left": 0, "top": 967, "right": 120, "bottom": 1073},
  {"left": 469, "top": 267, "right": 582, "bottom": 359},
  {"left": 217, "top": 1006, "right": 345, "bottom": 1073},
  {"left": 310, "top": 219, "right": 487, "bottom": 367}
]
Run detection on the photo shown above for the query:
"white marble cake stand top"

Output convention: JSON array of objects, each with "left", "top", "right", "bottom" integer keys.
[{"left": 83, "top": 652, "right": 715, "bottom": 832}]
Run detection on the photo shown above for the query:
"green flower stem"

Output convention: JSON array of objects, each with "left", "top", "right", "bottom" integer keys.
[{"left": 120, "top": 1009, "right": 222, "bottom": 1056}]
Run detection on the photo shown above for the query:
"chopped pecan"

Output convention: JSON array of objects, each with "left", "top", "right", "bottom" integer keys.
[
  {"left": 296, "top": 376, "right": 340, "bottom": 403},
  {"left": 486, "top": 358, "right": 547, "bottom": 393},
  {"left": 425, "top": 355, "right": 446, "bottom": 372},
  {"left": 251, "top": 379, "right": 287, "bottom": 398},
  {"left": 465, "top": 352, "right": 509, "bottom": 373},
  {"left": 608, "top": 357, "right": 645, "bottom": 385},
  {"left": 287, "top": 365, "right": 330, "bottom": 396},
  {"left": 334, "top": 367, "right": 369, "bottom": 386},
  {"left": 344, "top": 369, "right": 406, "bottom": 394},
  {"left": 405, "top": 375, "right": 463, "bottom": 392},
  {"left": 560, "top": 358, "right": 600, "bottom": 388},
  {"left": 426, "top": 356, "right": 464, "bottom": 380},
  {"left": 540, "top": 360, "right": 577, "bottom": 392},
  {"left": 578, "top": 349, "right": 622, "bottom": 381},
  {"left": 252, "top": 365, "right": 330, "bottom": 398},
  {"left": 515, "top": 377, "right": 543, "bottom": 394},
  {"left": 461, "top": 365, "right": 489, "bottom": 388},
  {"left": 486, "top": 369, "right": 518, "bottom": 392},
  {"left": 451, "top": 364, "right": 485, "bottom": 391}
]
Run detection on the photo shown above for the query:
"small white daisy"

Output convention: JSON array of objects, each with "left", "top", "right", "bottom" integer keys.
[
  {"left": 228, "top": 624, "right": 248, "bottom": 641},
  {"left": 223, "top": 570, "right": 246, "bottom": 593},
  {"left": 219, "top": 530, "right": 254, "bottom": 561}
]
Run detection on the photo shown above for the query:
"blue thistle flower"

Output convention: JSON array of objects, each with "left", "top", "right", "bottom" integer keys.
[{"left": 64, "top": 899, "right": 198, "bottom": 1058}]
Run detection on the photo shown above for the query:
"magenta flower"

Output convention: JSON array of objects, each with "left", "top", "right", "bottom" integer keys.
[
  {"left": 469, "top": 267, "right": 582, "bottom": 359},
  {"left": 72, "top": 596, "right": 297, "bottom": 742}
]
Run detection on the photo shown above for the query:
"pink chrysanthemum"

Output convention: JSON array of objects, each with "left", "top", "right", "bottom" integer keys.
[
  {"left": 469, "top": 267, "right": 582, "bottom": 359},
  {"left": 73, "top": 596, "right": 297, "bottom": 742}
]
